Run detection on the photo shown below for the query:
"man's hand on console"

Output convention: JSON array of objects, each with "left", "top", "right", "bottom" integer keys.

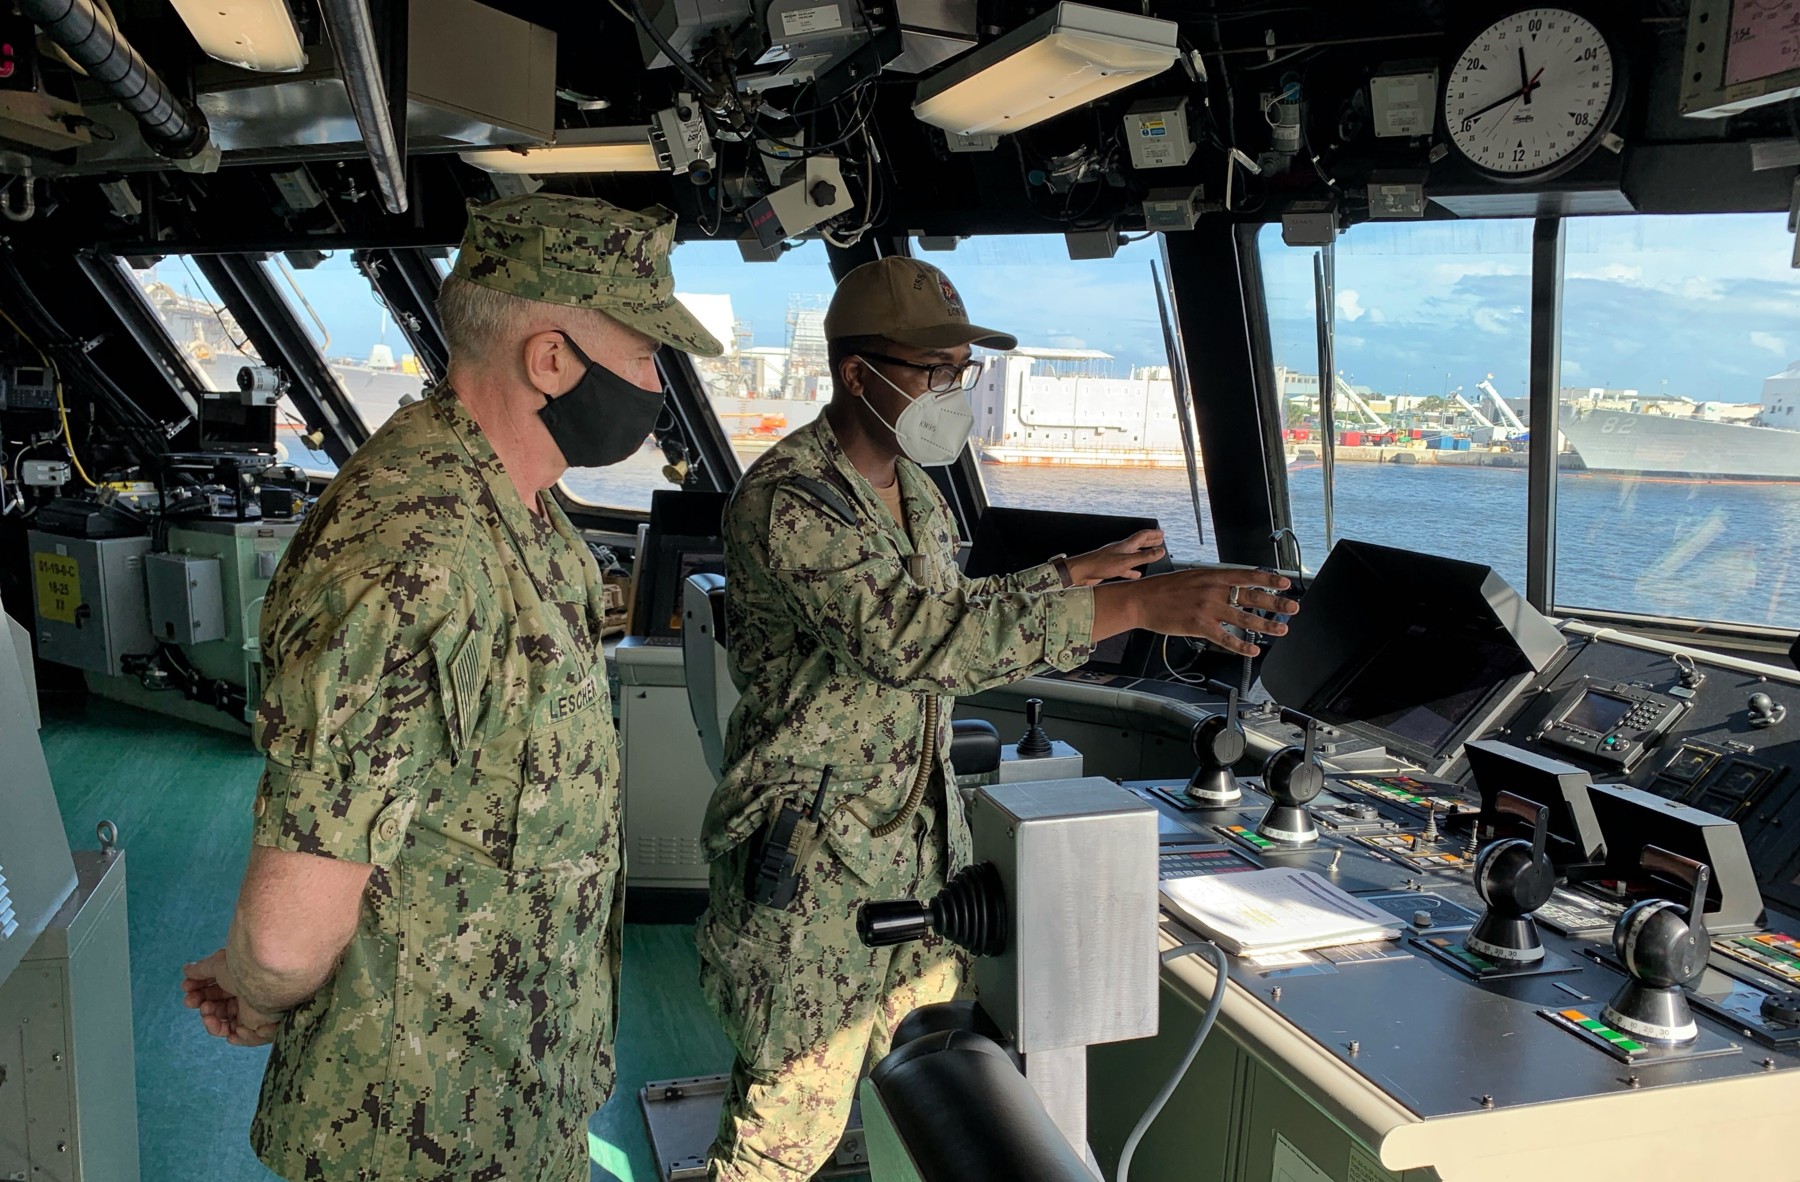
[
  {"left": 1064, "top": 528, "right": 1167, "bottom": 586},
  {"left": 1095, "top": 566, "right": 1298, "bottom": 656}
]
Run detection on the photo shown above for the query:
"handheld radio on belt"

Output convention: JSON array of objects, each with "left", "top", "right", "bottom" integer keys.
[{"left": 748, "top": 766, "right": 834, "bottom": 909}]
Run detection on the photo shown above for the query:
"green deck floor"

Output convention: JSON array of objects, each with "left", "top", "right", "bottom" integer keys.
[{"left": 38, "top": 699, "right": 771, "bottom": 1182}]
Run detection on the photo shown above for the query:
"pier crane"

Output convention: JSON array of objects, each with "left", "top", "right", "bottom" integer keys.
[
  {"left": 1476, "top": 377, "right": 1528, "bottom": 439},
  {"left": 1332, "top": 373, "right": 1392, "bottom": 435}
]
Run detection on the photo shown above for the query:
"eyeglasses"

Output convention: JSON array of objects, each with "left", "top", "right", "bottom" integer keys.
[{"left": 858, "top": 352, "right": 983, "bottom": 393}]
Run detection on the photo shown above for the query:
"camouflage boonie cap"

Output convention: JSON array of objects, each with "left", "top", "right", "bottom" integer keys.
[{"left": 451, "top": 193, "right": 723, "bottom": 357}]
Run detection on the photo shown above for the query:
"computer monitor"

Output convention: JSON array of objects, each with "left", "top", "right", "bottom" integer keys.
[
  {"left": 629, "top": 490, "right": 729, "bottom": 639},
  {"left": 1260, "top": 539, "right": 1567, "bottom": 771},
  {"left": 964, "top": 506, "right": 1170, "bottom": 678}
]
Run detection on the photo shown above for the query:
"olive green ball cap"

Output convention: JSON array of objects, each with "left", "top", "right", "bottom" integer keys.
[
  {"left": 450, "top": 193, "right": 723, "bottom": 357},
  {"left": 823, "top": 256, "right": 1016, "bottom": 351}
]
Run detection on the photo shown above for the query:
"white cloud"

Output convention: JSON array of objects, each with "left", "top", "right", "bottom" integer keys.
[
  {"left": 1750, "top": 331, "right": 1786, "bottom": 354},
  {"left": 1430, "top": 260, "right": 1525, "bottom": 285},
  {"left": 1564, "top": 358, "right": 1587, "bottom": 377},
  {"left": 1681, "top": 276, "right": 1724, "bottom": 301},
  {"left": 1368, "top": 307, "right": 1387, "bottom": 323},
  {"left": 1568, "top": 262, "right": 1644, "bottom": 282},
  {"left": 1337, "top": 289, "right": 1367, "bottom": 321},
  {"left": 1472, "top": 307, "right": 1517, "bottom": 334}
]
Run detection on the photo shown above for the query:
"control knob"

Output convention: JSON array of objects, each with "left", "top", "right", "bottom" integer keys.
[
  {"left": 1255, "top": 717, "right": 1324, "bottom": 846},
  {"left": 1185, "top": 713, "right": 1245, "bottom": 807},
  {"left": 1600, "top": 846, "right": 1709, "bottom": 1046},
  {"left": 1466, "top": 791, "right": 1555, "bottom": 966}
]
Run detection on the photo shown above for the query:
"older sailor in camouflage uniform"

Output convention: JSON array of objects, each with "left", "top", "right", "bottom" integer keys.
[
  {"left": 181, "top": 193, "right": 721, "bottom": 1182},
  {"left": 698, "top": 257, "right": 1298, "bottom": 1180}
]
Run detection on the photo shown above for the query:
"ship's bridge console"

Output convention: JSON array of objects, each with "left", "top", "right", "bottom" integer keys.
[{"left": 952, "top": 534, "right": 1800, "bottom": 1182}]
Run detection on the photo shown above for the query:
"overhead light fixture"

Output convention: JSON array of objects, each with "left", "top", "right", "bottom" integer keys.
[
  {"left": 459, "top": 127, "right": 662, "bottom": 175},
  {"left": 169, "top": 0, "right": 307, "bottom": 73},
  {"left": 913, "top": 3, "right": 1178, "bottom": 136}
]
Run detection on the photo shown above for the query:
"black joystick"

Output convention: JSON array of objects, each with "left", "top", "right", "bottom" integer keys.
[
  {"left": 1186, "top": 713, "right": 1245, "bottom": 807},
  {"left": 1016, "top": 698, "right": 1053, "bottom": 759},
  {"left": 858, "top": 861, "right": 1008, "bottom": 957},
  {"left": 1601, "top": 846, "right": 1710, "bottom": 1046},
  {"left": 1256, "top": 716, "right": 1323, "bottom": 845},
  {"left": 1466, "top": 791, "right": 1556, "bottom": 966}
]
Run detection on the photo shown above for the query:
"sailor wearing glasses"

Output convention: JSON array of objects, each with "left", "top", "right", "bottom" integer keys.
[{"left": 695, "top": 256, "right": 1296, "bottom": 1180}]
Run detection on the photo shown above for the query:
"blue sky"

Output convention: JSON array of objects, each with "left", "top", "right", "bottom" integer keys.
[
  {"left": 1261, "top": 212, "right": 1799, "bottom": 405},
  {"left": 154, "top": 210, "right": 1798, "bottom": 405}
]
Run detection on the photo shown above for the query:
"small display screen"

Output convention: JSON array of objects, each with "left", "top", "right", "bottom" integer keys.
[
  {"left": 1562, "top": 690, "right": 1633, "bottom": 735},
  {"left": 1663, "top": 745, "right": 1720, "bottom": 785}
]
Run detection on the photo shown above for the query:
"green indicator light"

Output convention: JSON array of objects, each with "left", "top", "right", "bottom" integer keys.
[{"left": 1616, "top": 1039, "right": 1644, "bottom": 1052}]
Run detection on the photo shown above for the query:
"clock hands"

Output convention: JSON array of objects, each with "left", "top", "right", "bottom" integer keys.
[
  {"left": 1459, "top": 64, "right": 1545, "bottom": 133},
  {"left": 1519, "top": 46, "right": 1533, "bottom": 105}
]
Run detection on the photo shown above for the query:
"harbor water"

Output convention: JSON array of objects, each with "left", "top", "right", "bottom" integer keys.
[
  {"left": 284, "top": 433, "right": 1796, "bottom": 631},
  {"left": 981, "top": 459, "right": 1796, "bottom": 629}
]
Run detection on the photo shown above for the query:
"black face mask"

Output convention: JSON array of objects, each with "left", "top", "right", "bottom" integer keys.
[{"left": 537, "top": 329, "right": 664, "bottom": 468}]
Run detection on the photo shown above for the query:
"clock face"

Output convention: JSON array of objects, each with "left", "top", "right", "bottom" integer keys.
[{"left": 1443, "top": 8, "right": 1617, "bottom": 179}]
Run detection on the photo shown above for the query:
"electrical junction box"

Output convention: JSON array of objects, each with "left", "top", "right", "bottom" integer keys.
[
  {"left": 162, "top": 520, "right": 298, "bottom": 705},
  {"left": 1143, "top": 185, "right": 1203, "bottom": 231},
  {"left": 1065, "top": 230, "right": 1121, "bottom": 260},
  {"left": 1367, "top": 174, "right": 1427, "bottom": 219},
  {"left": 1281, "top": 200, "right": 1338, "bottom": 246},
  {"left": 1370, "top": 69, "right": 1437, "bottom": 138},
  {"left": 1123, "top": 97, "right": 1195, "bottom": 169},
  {"left": 26, "top": 532, "right": 153, "bottom": 676},
  {"left": 146, "top": 553, "right": 226, "bottom": 646},
  {"left": 21, "top": 460, "right": 71, "bottom": 487}
]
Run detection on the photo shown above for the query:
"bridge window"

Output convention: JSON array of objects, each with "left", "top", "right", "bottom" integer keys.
[
  {"left": 1258, "top": 220, "right": 1535, "bottom": 590},
  {"left": 557, "top": 237, "right": 837, "bottom": 512},
  {"left": 1554, "top": 212, "right": 1800, "bottom": 629},
  {"left": 126, "top": 255, "right": 331, "bottom": 471},
  {"left": 266, "top": 252, "right": 428, "bottom": 444},
  {"left": 945, "top": 233, "right": 1219, "bottom": 563}
]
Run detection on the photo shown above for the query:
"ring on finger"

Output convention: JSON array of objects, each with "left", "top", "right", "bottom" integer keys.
[{"left": 1228, "top": 584, "right": 1241, "bottom": 607}]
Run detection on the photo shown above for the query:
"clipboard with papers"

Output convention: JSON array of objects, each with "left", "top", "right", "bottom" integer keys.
[{"left": 1160, "top": 867, "right": 1403, "bottom": 956}]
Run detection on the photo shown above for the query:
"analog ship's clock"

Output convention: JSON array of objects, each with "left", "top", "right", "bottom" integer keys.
[{"left": 1443, "top": 8, "right": 1624, "bottom": 183}]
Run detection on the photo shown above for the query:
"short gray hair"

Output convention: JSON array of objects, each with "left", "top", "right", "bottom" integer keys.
[{"left": 437, "top": 273, "right": 537, "bottom": 363}]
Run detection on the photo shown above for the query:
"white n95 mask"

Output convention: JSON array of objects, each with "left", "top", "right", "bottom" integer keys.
[{"left": 858, "top": 359, "right": 975, "bottom": 467}]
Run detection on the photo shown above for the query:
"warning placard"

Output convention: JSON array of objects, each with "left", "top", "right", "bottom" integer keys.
[{"left": 34, "top": 551, "right": 80, "bottom": 624}]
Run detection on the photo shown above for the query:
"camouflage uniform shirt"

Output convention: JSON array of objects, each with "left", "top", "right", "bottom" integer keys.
[
  {"left": 250, "top": 386, "right": 624, "bottom": 1182},
  {"left": 701, "top": 411, "right": 1097, "bottom": 873}
]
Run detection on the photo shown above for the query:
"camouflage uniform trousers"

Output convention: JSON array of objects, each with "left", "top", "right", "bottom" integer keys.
[{"left": 696, "top": 800, "right": 964, "bottom": 1182}]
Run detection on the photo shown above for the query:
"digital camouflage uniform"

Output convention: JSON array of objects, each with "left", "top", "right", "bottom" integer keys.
[
  {"left": 697, "top": 412, "right": 1097, "bottom": 1181},
  {"left": 247, "top": 194, "right": 719, "bottom": 1182}
]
